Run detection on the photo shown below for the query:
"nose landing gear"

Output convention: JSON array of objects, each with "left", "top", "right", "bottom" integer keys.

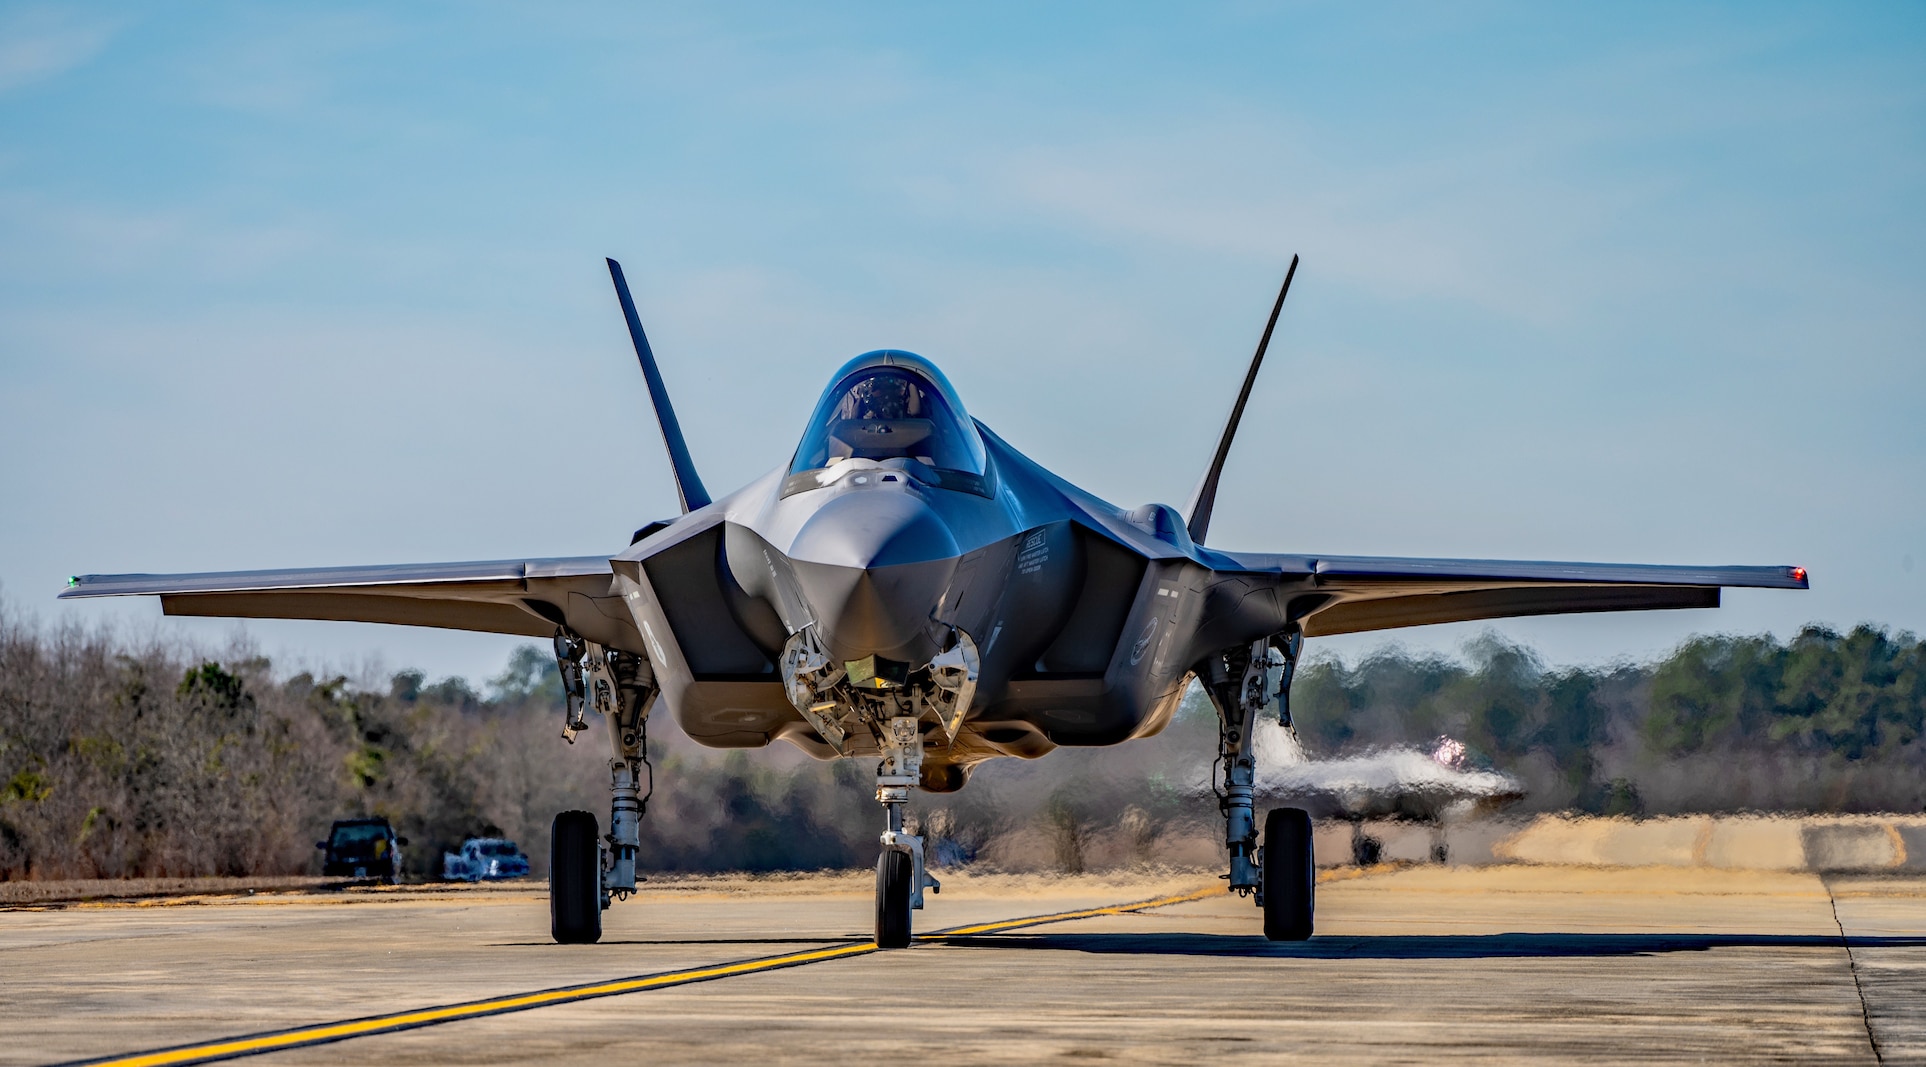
[
  {"left": 782, "top": 627, "right": 969, "bottom": 948},
  {"left": 874, "top": 715, "right": 939, "bottom": 948}
]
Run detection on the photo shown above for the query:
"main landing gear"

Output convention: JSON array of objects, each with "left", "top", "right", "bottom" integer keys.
[
  {"left": 549, "top": 632, "right": 658, "bottom": 945},
  {"left": 1201, "top": 626, "right": 1314, "bottom": 942}
]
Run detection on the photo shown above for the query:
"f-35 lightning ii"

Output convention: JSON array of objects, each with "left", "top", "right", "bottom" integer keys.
[{"left": 61, "top": 256, "right": 1808, "bottom": 945}]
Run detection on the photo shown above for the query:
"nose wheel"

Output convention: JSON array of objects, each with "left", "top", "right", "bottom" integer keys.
[
  {"left": 871, "top": 715, "right": 938, "bottom": 948},
  {"left": 875, "top": 849, "right": 914, "bottom": 948}
]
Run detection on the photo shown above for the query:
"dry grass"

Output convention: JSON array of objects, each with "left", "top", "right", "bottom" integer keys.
[{"left": 0, "top": 875, "right": 338, "bottom": 906}]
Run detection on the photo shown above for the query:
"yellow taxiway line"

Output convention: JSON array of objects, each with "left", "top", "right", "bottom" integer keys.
[
  {"left": 62, "top": 885, "right": 1220, "bottom": 1067},
  {"left": 927, "top": 886, "right": 1218, "bottom": 937}
]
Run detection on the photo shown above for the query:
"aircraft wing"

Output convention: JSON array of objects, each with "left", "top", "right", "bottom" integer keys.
[
  {"left": 1217, "top": 553, "right": 1808, "bottom": 638},
  {"left": 58, "top": 556, "right": 643, "bottom": 650}
]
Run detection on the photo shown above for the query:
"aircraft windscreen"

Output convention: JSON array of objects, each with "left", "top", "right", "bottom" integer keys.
[{"left": 791, "top": 366, "right": 986, "bottom": 479}]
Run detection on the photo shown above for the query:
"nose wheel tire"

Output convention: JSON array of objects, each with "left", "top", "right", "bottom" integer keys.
[
  {"left": 875, "top": 850, "right": 913, "bottom": 948},
  {"left": 551, "top": 810, "right": 603, "bottom": 945},
  {"left": 1262, "top": 806, "right": 1315, "bottom": 941}
]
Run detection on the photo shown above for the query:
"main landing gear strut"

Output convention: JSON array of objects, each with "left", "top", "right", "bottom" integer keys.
[
  {"left": 550, "top": 632, "right": 657, "bottom": 945},
  {"left": 1200, "top": 626, "right": 1314, "bottom": 941}
]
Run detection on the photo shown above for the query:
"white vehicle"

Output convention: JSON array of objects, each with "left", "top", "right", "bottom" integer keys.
[{"left": 442, "top": 838, "right": 531, "bottom": 882}]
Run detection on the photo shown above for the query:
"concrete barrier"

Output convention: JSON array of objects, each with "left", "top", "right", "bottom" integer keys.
[
  {"left": 1322, "top": 814, "right": 1926, "bottom": 871},
  {"left": 1702, "top": 819, "right": 1805, "bottom": 870}
]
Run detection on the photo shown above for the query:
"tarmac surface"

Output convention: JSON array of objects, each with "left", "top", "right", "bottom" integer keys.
[{"left": 3, "top": 865, "right": 1923, "bottom": 1065}]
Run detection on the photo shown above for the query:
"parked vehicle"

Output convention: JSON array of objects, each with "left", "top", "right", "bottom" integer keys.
[
  {"left": 442, "top": 838, "right": 531, "bottom": 882},
  {"left": 317, "top": 817, "right": 406, "bottom": 883}
]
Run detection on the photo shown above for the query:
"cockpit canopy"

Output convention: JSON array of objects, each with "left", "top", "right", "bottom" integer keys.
[{"left": 789, "top": 351, "right": 988, "bottom": 491}]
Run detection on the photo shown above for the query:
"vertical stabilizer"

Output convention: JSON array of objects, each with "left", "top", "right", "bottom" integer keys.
[
  {"left": 1185, "top": 256, "right": 1298, "bottom": 544},
  {"left": 607, "top": 258, "right": 712, "bottom": 513}
]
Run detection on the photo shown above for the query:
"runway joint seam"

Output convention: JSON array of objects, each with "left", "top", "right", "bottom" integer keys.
[{"left": 1826, "top": 882, "right": 1884, "bottom": 1066}]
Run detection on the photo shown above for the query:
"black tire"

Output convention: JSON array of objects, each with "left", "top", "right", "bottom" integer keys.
[
  {"left": 1263, "top": 807, "right": 1314, "bottom": 941},
  {"left": 875, "top": 850, "right": 913, "bottom": 949},
  {"left": 550, "top": 810, "right": 602, "bottom": 945}
]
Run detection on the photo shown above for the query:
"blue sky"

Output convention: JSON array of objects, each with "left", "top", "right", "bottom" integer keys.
[{"left": 2, "top": 2, "right": 1921, "bottom": 686}]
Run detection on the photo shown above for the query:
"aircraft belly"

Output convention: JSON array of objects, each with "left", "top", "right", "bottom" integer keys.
[
  {"left": 611, "top": 533, "right": 793, "bottom": 750},
  {"left": 618, "top": 460, "right": 1349, "bottom": 759},
  {"left": 669, "top": 680, "right": 794, "bottom": 748},
  {"left": 974, "top": 551, "right": 1193, "bottom": 747},
  {"left": 1009, "top": 560, "right": 1302, "bottom": 747}
]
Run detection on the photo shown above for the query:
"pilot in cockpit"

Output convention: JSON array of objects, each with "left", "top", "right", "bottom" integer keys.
[
  {"left": 825, "top": 372, "right": 939, "bottom": 466},
  {"left": 837, "top": 373, "right": 923, "bottom": 423},
  {"left": 789, "top": 353, "right": 991, "bottom": 491}
]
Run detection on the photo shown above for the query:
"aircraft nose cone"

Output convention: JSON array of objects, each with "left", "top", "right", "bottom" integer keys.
[
  {"left": 788, "top": 489, "right": 958, "bottom": 570},
  {"left": 787, "top": 490, "right": 960, "bottom": 664}
]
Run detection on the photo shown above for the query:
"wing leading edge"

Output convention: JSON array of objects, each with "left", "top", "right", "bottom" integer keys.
[
  {"left": 1214, "top": 552, "right": 1807, "bottom": 638},
  {"left": 60, "top": 556, "right": 640, "bottom": 650}
]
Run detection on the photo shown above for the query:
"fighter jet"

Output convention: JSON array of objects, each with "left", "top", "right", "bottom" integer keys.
[{"left": 60, "top": 256, "right": 1808, "bottom": 946}]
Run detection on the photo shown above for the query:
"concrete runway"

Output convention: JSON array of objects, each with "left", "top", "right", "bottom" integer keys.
[{"left": 3, "top": 866, "right": 1923, "bottom": 1065}]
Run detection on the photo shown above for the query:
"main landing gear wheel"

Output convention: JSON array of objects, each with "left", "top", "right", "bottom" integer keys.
[
  {"left": 875, "top": 850, "right": 913, "bottom": 949},
  {"left": 1263, "top": 807, "right": 1314, "bottom": 941},
  {"left": 551, "top": 809, "right": 602, "bottom": 945}
]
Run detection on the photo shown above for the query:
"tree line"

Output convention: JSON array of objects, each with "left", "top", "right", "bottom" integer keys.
[
  {"left": 1, "top": 601, "right": 1920, "bottom": 881},
  {"left": 1293, "top": 626, "right": 1926, "bottom": 815}
]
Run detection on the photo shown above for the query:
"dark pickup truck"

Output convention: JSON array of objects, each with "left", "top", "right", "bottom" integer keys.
[{"left": 318, "top": 817, "right": 407, "bottom": 883}]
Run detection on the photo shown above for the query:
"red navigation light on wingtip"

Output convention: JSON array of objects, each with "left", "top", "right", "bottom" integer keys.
[{"left": 1791, "top": 567, "right": 1807, "bottom": 583}]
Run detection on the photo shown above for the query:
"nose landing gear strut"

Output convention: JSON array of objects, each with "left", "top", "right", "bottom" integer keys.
[
  {"left": 782, "top": 626, "right": 971, "bottom": 948},
  {"left": 875, "top": 715, "right": 939, "bottom": 948}
]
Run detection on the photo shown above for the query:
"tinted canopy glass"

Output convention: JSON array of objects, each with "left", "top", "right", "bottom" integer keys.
[{"left": 790, "top": 353, "right": 986, "bottom": 479}]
